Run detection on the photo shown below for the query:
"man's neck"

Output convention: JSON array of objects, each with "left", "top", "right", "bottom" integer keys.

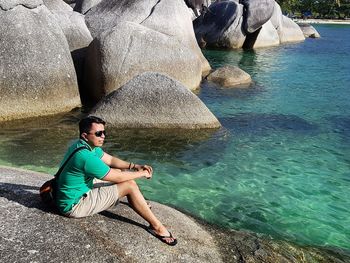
[{"left": 80, "top": 138, "right": 95, "bottom": 150}]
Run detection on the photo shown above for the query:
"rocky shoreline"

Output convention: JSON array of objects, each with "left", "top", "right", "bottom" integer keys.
[
  {"left": 1, "top": 166, "right": 350, "bottom": 263},
  {"left": 294, "top": 19, "right": 350, "bottom": 24}
]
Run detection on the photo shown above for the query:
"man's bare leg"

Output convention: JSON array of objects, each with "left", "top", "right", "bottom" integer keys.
[{"left": 117, "top": 180, "right": 176, "bottom": 244}]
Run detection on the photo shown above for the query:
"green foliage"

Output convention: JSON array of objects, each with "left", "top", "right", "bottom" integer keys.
[{"left": 276, "top": 0, "right": 350, "bottom": 18}]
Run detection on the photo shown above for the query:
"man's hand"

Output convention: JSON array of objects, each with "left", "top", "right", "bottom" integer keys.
[
  {"left": 144, "top": 169, "right": 152, "bottom": 180},
  {"left": 135, "top": 164, "right": 153, "bottom": 174}
]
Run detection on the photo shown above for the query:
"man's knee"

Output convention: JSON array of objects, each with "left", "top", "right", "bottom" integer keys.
[
  {"left": 126, "top": 179, "right": 139, "bottom": 191},
  {"left": 118, "top": 180, "right": 139, "bottom": 195}
]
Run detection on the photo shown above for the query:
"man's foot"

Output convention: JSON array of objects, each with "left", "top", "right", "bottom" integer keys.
[{"left": 147, "top": 226, "right": 177, "bottom": 246}]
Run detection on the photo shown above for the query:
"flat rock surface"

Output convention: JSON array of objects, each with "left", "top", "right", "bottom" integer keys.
[
  {"left": 0, "top": 166, "right": 223, "bottom": 262},
  {"left": 1, "top": 166, "right": 350, "bottom": 263}
]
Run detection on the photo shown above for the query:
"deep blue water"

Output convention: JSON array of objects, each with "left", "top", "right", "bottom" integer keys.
[{"left": 1, "top": 24, "right": 349, "bottom": 251}]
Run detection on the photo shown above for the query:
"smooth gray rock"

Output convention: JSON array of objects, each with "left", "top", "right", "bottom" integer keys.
[
  {"left": 0, "top": 4, "right": 80, "bottom": 121},
  {"left": 2, "top": 166, "right": 350, "bottom": 262},
  {"left": 253, "top": 20, "right": 280, "bottom": 48},
  {"left": 73, "top": 0, "right": 101, "bottom": 14},
  {"left": 137, "top": 0, "right": 211, "bottom": 77},
  {"left": 217, "top": 2, "right": 246, "bottom": 49},
  {"left": 0, "top": 0, "right": 42, "bottom": 10},
  {"left": 193, "top": 1, "right": 240, "bottom": 47},
  {"left": 278, "top": 15, "right": 305, "bottom": 43},
  {"left": 83, "top": 0, "right": 210, "bottom": 105},
  {"left": 83, "top": 22, "right": 202, "bottom": 104},
  {"left": 298, "top": 23, "right": 321, "bottom": 38},
  {"left": 240, "top": 0, "right": 275, "bottom": 33},
  {"left": 84, "top": 0, "right": 210, "bottom": 75},
  {"left": 43, "top": 0, "right": 92, "bottom": 51},
  {"left": 267, "top": 2, "right": 305, "bottom": 44},
  {"left": 90, "top": 72, "right": 221, "bottom": 129},
  {"left": 184, "top": 0, "right": 209, "bottom": 17},
  {"left": 270, "top": 1, "right": 283, "bottom": 31},
  {"left": 207, "top": 65, "right": 252, "bottom": 87},
  {"left": 42, "top": 0, "right": 72, "bottom": 11},
  {"left": 85, "top": 0, "right": 159, "bottom": 37}
]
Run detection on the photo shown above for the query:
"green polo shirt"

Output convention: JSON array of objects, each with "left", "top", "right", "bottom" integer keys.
[{"left": 55, "top": 139, "right": 110, "bottom": 214}]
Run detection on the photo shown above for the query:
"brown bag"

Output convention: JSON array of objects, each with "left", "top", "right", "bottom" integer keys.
[{"left": 39, "top": 178, "right": 56, "bottom": 206}]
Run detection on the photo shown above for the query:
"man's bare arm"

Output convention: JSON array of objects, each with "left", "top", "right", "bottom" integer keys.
[
  {"left": 101, "top": 152, "right": 131, "bottom": 169},
  {"left": 102, "top": 168, "right": 152, "bottom": 184},
  {"left": 102, "top": 152, "right": 153, "bottom": 173}
]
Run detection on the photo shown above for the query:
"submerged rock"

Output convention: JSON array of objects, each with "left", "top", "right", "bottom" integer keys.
[
  {"left": 0, "top": 1, "right": 80, "bottom": 121},
  {"left": 207, "top": 65, "right": 252, "bottom": 87},
  {"left": 298, "top": 23, "right": 321, "bottom": 38},
  {"left": 90, "top": 72, "right": 221, "bottom": 129}
]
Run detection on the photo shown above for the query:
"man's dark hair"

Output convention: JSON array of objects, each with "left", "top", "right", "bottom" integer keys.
[{"left": 79, "top": 116, "right": 105, "bottom": 136}]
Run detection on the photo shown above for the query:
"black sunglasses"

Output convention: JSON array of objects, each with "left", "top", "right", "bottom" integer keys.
[{"left": 88, "top": 130, "right": 106, "bottom": 137}]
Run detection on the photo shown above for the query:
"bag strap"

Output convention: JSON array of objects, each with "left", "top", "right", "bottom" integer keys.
[{"left": 54, "top": 146, "right": 88, "bottom": 178}]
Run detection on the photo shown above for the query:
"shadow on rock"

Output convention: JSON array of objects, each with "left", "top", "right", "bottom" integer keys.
[{"left": 0, "top": 182, "right": 53, "bottom": 213}]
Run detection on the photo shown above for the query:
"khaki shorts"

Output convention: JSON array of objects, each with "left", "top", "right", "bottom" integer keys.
[{"left": 65, "top": 183, "right": 119, "bottom": 218}]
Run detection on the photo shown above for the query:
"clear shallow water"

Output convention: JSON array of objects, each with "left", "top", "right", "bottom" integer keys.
[{"left": 1, "top": 24, "right": 350, "bottom": 251}]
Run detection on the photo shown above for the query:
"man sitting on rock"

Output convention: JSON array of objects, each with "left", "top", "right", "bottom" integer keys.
[{"left": 55, "top": 116, "right": 177, "bottom": 246}]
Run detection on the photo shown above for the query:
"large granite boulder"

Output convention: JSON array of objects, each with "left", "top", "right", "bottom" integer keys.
[
  {"left": 83, "top": 22, "right": 203, "bottom": 105},
  {"left": 251, "top": 20, "right": 280, "bottom": 48},
  {"left": 298, "top": 23, "right": 321, "bottom": 38},
  {"left": 184, "top": 0, "right": 209, "bottom": 17},
  {"left": 193, "top": 0, "right": 303, "bottom": 50},
  {"left": 83, "top": 0, "right": 209, "bottom": 105},
  {"left": 85, "top": 0, "right": 210, "bottom": 73},
  {"left": 269, "top": 1, "right": 305, "bottom": 43},
  {"left": 270, "top": 1, "right": 283, "bottom": 31},
  {"left": 90, "top": 72, "right": 221, "bottom": 129},
  {"left": 278, "top": 15, "right": 305, "bottom": 43},
  {"left": 217, "top": 2, "right": 246, "bottom": 49},
  {"left": 43, "top": 0, "right": 94, "bottom": 108},
  {"left": 43, "top": 0, "right": 92, "bottom": 51},
  {"left": 240, "top": 0, "right": 275, "bottom": 33},
  {"left": 0, "top": 0, "right": 80, "bottom": 121},
  {"left": 207, "top": 65, "right": 252, "bottom": 87},
  {"left": 73, "top": 0, "right": 101, "bottom": 14},
  {"left": 193, "top": 1, "right": 240, "bottom": 47},
  {"left": 43, "top": 0, "right": 72, "bottom": 11}
]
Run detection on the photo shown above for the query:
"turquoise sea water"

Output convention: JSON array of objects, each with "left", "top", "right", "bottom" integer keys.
[{"left": 1, "top": 24, "right": 349, "bottom": 251}]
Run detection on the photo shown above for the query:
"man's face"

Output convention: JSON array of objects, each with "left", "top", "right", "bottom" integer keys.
[{"left": 83, "top": 123, "right": 106, "bottom": 148}]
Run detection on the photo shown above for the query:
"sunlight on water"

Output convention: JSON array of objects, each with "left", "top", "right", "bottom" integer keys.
[{"left": 1, "top": 24, "right": 350, "bottom": 251}]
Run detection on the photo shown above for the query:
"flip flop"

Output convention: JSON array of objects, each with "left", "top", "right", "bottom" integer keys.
[{"left": 147, "top": 227, "right": 178, "bottom": 246}]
